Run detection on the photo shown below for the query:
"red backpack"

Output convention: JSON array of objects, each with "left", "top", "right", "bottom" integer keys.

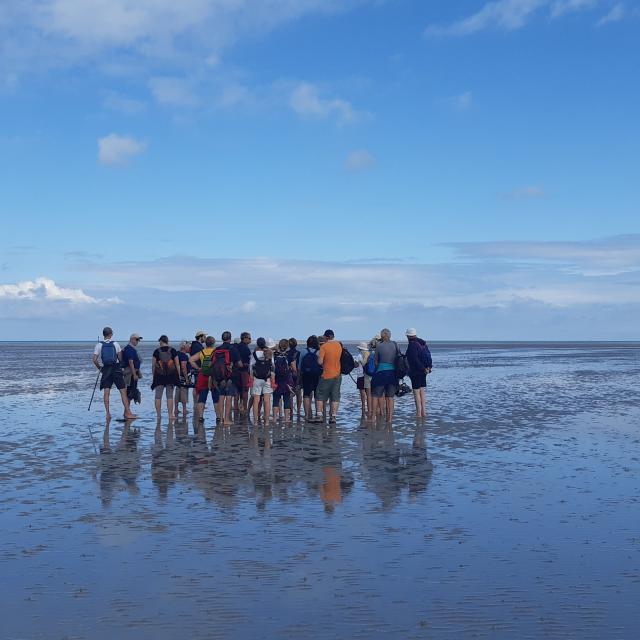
[{"left": 212, "top": 347, "right": 232, "bottom": 383}]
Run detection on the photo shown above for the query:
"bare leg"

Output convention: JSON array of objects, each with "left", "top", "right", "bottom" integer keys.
[
  {"left": 155, "top": 396, "right": 162, "bottom": 420},
  {"left": 315, "top": 400, "right": 325, "bottom": 422},
  {"left": 303, "top": 396, "right": 312, "bottom": 419},
  {"left": 412, "top": 389, "right": 421, "bottom": 416},
  {"left": 385, "top": 397, "right": 395, "bottom": 422},
  {"left": 359, "top": 389, "right": 367, "bottom": 417},
  {"left": 252, "top": 395, "right": 261, "bottom": 425},
  {"left": 119, "top": 388, "right": 137, "bottom": 419},
  {"left": 103, "top": 388, "right": 111, "bottom": 420},
  {"left": 329, "top": 401, "right": 339, "bottom": 421},
  {"left": 263, "top": 394, "right": 272, "bottom": 426}
]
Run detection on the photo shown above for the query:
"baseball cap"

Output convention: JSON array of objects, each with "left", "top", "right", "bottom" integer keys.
[
  {"left": 130, "top": 333, "right": 143, "bottom": 340},
  {"left": 195, "top": 329, "right": 207, "bottom": 338}
]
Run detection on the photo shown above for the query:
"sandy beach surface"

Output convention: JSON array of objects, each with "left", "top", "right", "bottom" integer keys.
[{"left": 1, "top": 341, "right": 639, "bottom": 639}]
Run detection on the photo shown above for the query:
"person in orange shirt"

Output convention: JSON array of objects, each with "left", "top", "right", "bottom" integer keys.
[{"left": 314, "top": 329, "right": 343, "bottom": 423}]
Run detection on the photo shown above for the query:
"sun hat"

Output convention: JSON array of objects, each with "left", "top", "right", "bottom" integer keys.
[
  {"left": 130, "top": 333, "right": 143, "bottom": 340},
  {"left": 195, "top": 329, "right": 207, "bottom": 338},
  {"left": 405, "top": 328, "right": 417, "bottom": 337},
  {"left": 357, "top": 342, "right": 369, "bottom": 351},
  {"left": 266, "top": 338, "right": 277, "bottom": 349}
]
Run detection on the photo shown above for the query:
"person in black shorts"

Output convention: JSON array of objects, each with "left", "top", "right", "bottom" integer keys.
[{"left": 92, "top": 326, "right": 137, "bottom": 421}]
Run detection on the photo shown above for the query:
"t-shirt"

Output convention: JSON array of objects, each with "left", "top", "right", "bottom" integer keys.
[
  {"left": 190, "top": 340, "right": 205, "bottom": 357},
  {"left": 122, "top": 344, "right": 141, "bottom": 370},
  {"left": 237, "top": 343, "right": 251, "bottom": 368},
  {"left": 93, "top": 340, "right": 122, "bottom": 365},
  {"left": 353, "top": 352, "right": 367, "bottom": 378},
  {"left": 375, "top": 341, "right": 398, "bottom": 372},
  {"left": 176, "top": 350, "right": 191, "bottom": 374},
  {"left": 318, "top": 340, "right": 342, "bottom": 379}
]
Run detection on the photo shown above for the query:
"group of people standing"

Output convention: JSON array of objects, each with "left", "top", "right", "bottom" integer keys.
[{"left": 92, "top": 326, "right": 432, "bottom": 424}]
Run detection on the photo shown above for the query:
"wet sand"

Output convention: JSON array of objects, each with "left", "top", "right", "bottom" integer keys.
[{"left": 1, "top": 342, "right": 639, "bottom": 638}]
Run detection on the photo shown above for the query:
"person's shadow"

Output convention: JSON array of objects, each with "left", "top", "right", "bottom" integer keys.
[{"left": 99, "top": 419, "right": 141, "bottom": 506}]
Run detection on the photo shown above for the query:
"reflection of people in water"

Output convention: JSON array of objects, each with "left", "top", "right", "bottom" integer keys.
[
  {"left": 99, "top": 419, "right": 141, "bottom": 506},
  {"left": 360, "top": 423, "right": 432, "bottom": 510},
  {"left": 152, "top": 421, "right": 191, "bottom": 499}
]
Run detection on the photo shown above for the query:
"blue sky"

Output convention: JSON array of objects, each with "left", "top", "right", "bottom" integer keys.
[{"left": 1, "top": 0, "right": 639, "bottom": 340}]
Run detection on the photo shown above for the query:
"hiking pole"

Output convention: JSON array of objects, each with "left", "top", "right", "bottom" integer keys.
[{"left": 88, "top": 368, "right": 100, "bottom": 411}]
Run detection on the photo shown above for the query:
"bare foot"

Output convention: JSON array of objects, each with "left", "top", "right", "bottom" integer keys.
[{"left": 124, "top": 412, "right": 137, "bottom": 420}]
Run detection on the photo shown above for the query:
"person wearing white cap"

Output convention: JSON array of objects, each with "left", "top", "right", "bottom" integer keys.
[
  {"left": 353, "top": 342, "right": 370, "bottom": 418},
  {"left": 405, "top": 328, "right": 432, "bottom": 418}
]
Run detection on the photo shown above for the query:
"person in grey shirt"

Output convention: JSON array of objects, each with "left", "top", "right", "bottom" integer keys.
[{"left": 372, "top": 328, "right": 399, "bottom": 422}]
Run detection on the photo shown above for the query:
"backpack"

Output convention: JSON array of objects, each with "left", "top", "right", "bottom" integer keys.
[
  {"left": 417, "top": 342, "right": 432, "bottom": 369},
  {"left": 301, "top": 348, "right": 321, "bottom": 375},
  {"left": 155, "top": 347, "right": 176, "bottom": 376},
  {"left": 394, "top": 343, "right": 409, "bottom": 379},
  {"left": 340, "top": 345, "right": 355, "bottom": 375},
  {"left": 101, "top": 341, "right": 118, "bottom": 366},
  {"left": 253, "top": 351, "right": 272, "bottom": 381},
  {"left": 365, "top": 352, "right": 376, "bottom": 376},
  {"left": 212, "top": 347, "right": 232, "bottom": 383},
  {"left": 200, "top": 348, "right": 215, "bottom": 376},
  {"left": 274, "top": 353, "right": 291, "bottom": 384}
]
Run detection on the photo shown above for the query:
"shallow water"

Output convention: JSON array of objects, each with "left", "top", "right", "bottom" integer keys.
[{"left": 1, "top": 342, "right": 639, "bottom": 639}]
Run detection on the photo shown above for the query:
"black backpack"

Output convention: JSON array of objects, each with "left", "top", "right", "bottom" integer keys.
[
  {"left": 339, "top": 344, "right": 355, "bottom": 375},
  {"left": 394, "top": 343, "right": 409, "bottom": 379},
  {"left": 252, "top": 351, "right": 272, "bottom": 381},
  {"left": 301, "top": 348, "right": 321, "bottom": 375}
]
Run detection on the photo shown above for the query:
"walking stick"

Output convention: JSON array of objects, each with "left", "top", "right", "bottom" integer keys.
[{"left": 88, "top": 368, "right": 100, "bottom": 411}]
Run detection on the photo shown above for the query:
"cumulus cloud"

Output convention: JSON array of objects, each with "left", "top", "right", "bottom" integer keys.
[
  {"left": 345, "top": 150, "right": 375, "bottom": 172},
  {"left": 1, "top": 0, "right": 370, "bottom": 76},
  {"left": 290, "top": 82, "right": 368, "bottom": 125},
  {"left": 0, "top": 277, "right": 122, "bottom": 308},
  {"left": 425, "top": 0, "right": 600, "bottom": 36},
  {"left": 97, "top": 133, "right": 147, "bottom": 166},
  {"left": 596, "top": 3, "right": 626, "bottom": 25}
]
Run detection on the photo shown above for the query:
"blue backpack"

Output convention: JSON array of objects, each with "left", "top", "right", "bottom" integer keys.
[
  {"left": 301, "top": 348, "right": 322, "bottom": 375},
  {"left": 365, "top": 352, "right": 376, "bottom": 376},
  {"left": 101, "top": 341, "right": 118, "bottom": 366}
]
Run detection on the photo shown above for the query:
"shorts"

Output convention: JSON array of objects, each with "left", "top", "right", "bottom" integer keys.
[
  {"left": 372, "top": 370, "right": 397, "bottom": 398},
  {"left": 410, "top": 372, "right": 427, "bottom": 390},
  {"left": 301, "top": 372, "right": 320, "bottom": 398},
  {"left": 198, "top": 388, "right": 220, "bottom": 404},
  {"left": 100, "top": 364, "right": 125, "bottom": 391},
  {"left": 356, "top": 376, "right": 365, "bottom": 390},
  {"left": 316, "top": 376, "right": 341, "bottom": 403},
  {"left": 252, "top": 377, "right": 273, "bottom": 396},
  {"left": 235, "top": 371, "right": 251, "bottom": 396},
  {"left": 154, "top": 384, "right": 175, "bottom": 400},
  {"left": 176, "top": 386, "right": 189, "bottom": 404},
  {"left": 273, "top": 390, "right": 291, "bottom": 410},
  {"left": 364, "top": 374, "right": 372, "bottom": 390},
  {"left": 218, "top": 379, "right": 237, "bottom": 397}
]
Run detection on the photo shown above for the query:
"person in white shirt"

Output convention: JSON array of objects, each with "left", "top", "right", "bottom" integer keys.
[{"left": 92, "top": 326, "right": 137, "bottom": 421}]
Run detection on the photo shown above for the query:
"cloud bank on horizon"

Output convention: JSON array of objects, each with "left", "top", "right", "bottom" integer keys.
[{"left": 0, "top": 1, "right": 638, "bottom": 339}]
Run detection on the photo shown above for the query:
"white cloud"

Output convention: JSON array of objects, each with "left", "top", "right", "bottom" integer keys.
[
  {"left": 503, "top": 185, "right": 546, "bottom": 199},
  {"left": 148, "top": 76, "right": 199, "bottom": 107},
  {"left": 2, "top": 0, "right": 370, "bottom": 75},
  {"left": 0, "top": 277, "right": 122, "bottom": 305},
  {"left": 597, "top": 3, "right": 625, "bottom": 25},
  {"left": 290, "top": 82, "right": 367, "bottom": 125},
  {"left": 425, "top": 0, "right": 600, "bottom": 36},
  {"left": 345, "top": 150, "right": 375, "bottom": 172},
  {"left": 103, "top": 91, "right": 146, "bottom": 115},
  {"left": 216, "top": 83, "right": 253, "bottom": 109},
  {"left": 97, "top": 133, "right": 147, "bottom": 166},
  {"left": 551, "top": 0, "right": 597, "bottom": 18}
]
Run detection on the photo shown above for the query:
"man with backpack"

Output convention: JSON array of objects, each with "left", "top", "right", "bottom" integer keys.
[
  {"left": 190, "top": 330, "right": 207, "bottom": 404},
  {"left": 92, "top": 327, "right": 137, "bottom": 421},
  {"left": 122, "top": 333, "right": 143, "bottom": 406},
  {"left": 214, "top": 331, "right": 242, "bottom": 425},
  {"left": 189, "top": 335, "right": 220, "bottom": 424},
  {"left": 405, "top": 328, "right": 432, "bottom": 418},
  {"left": 298, "top": 335, "right": 322, "bottom": 421}
]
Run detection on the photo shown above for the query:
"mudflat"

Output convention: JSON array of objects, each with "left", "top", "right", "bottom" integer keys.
[{"left": 1, "top": 342, "right": 639, "bottom": 639}]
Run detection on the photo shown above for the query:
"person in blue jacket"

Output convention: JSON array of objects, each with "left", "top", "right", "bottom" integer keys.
[{"left": 405, "top": 328, "right": 432, "bottom": 418}]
